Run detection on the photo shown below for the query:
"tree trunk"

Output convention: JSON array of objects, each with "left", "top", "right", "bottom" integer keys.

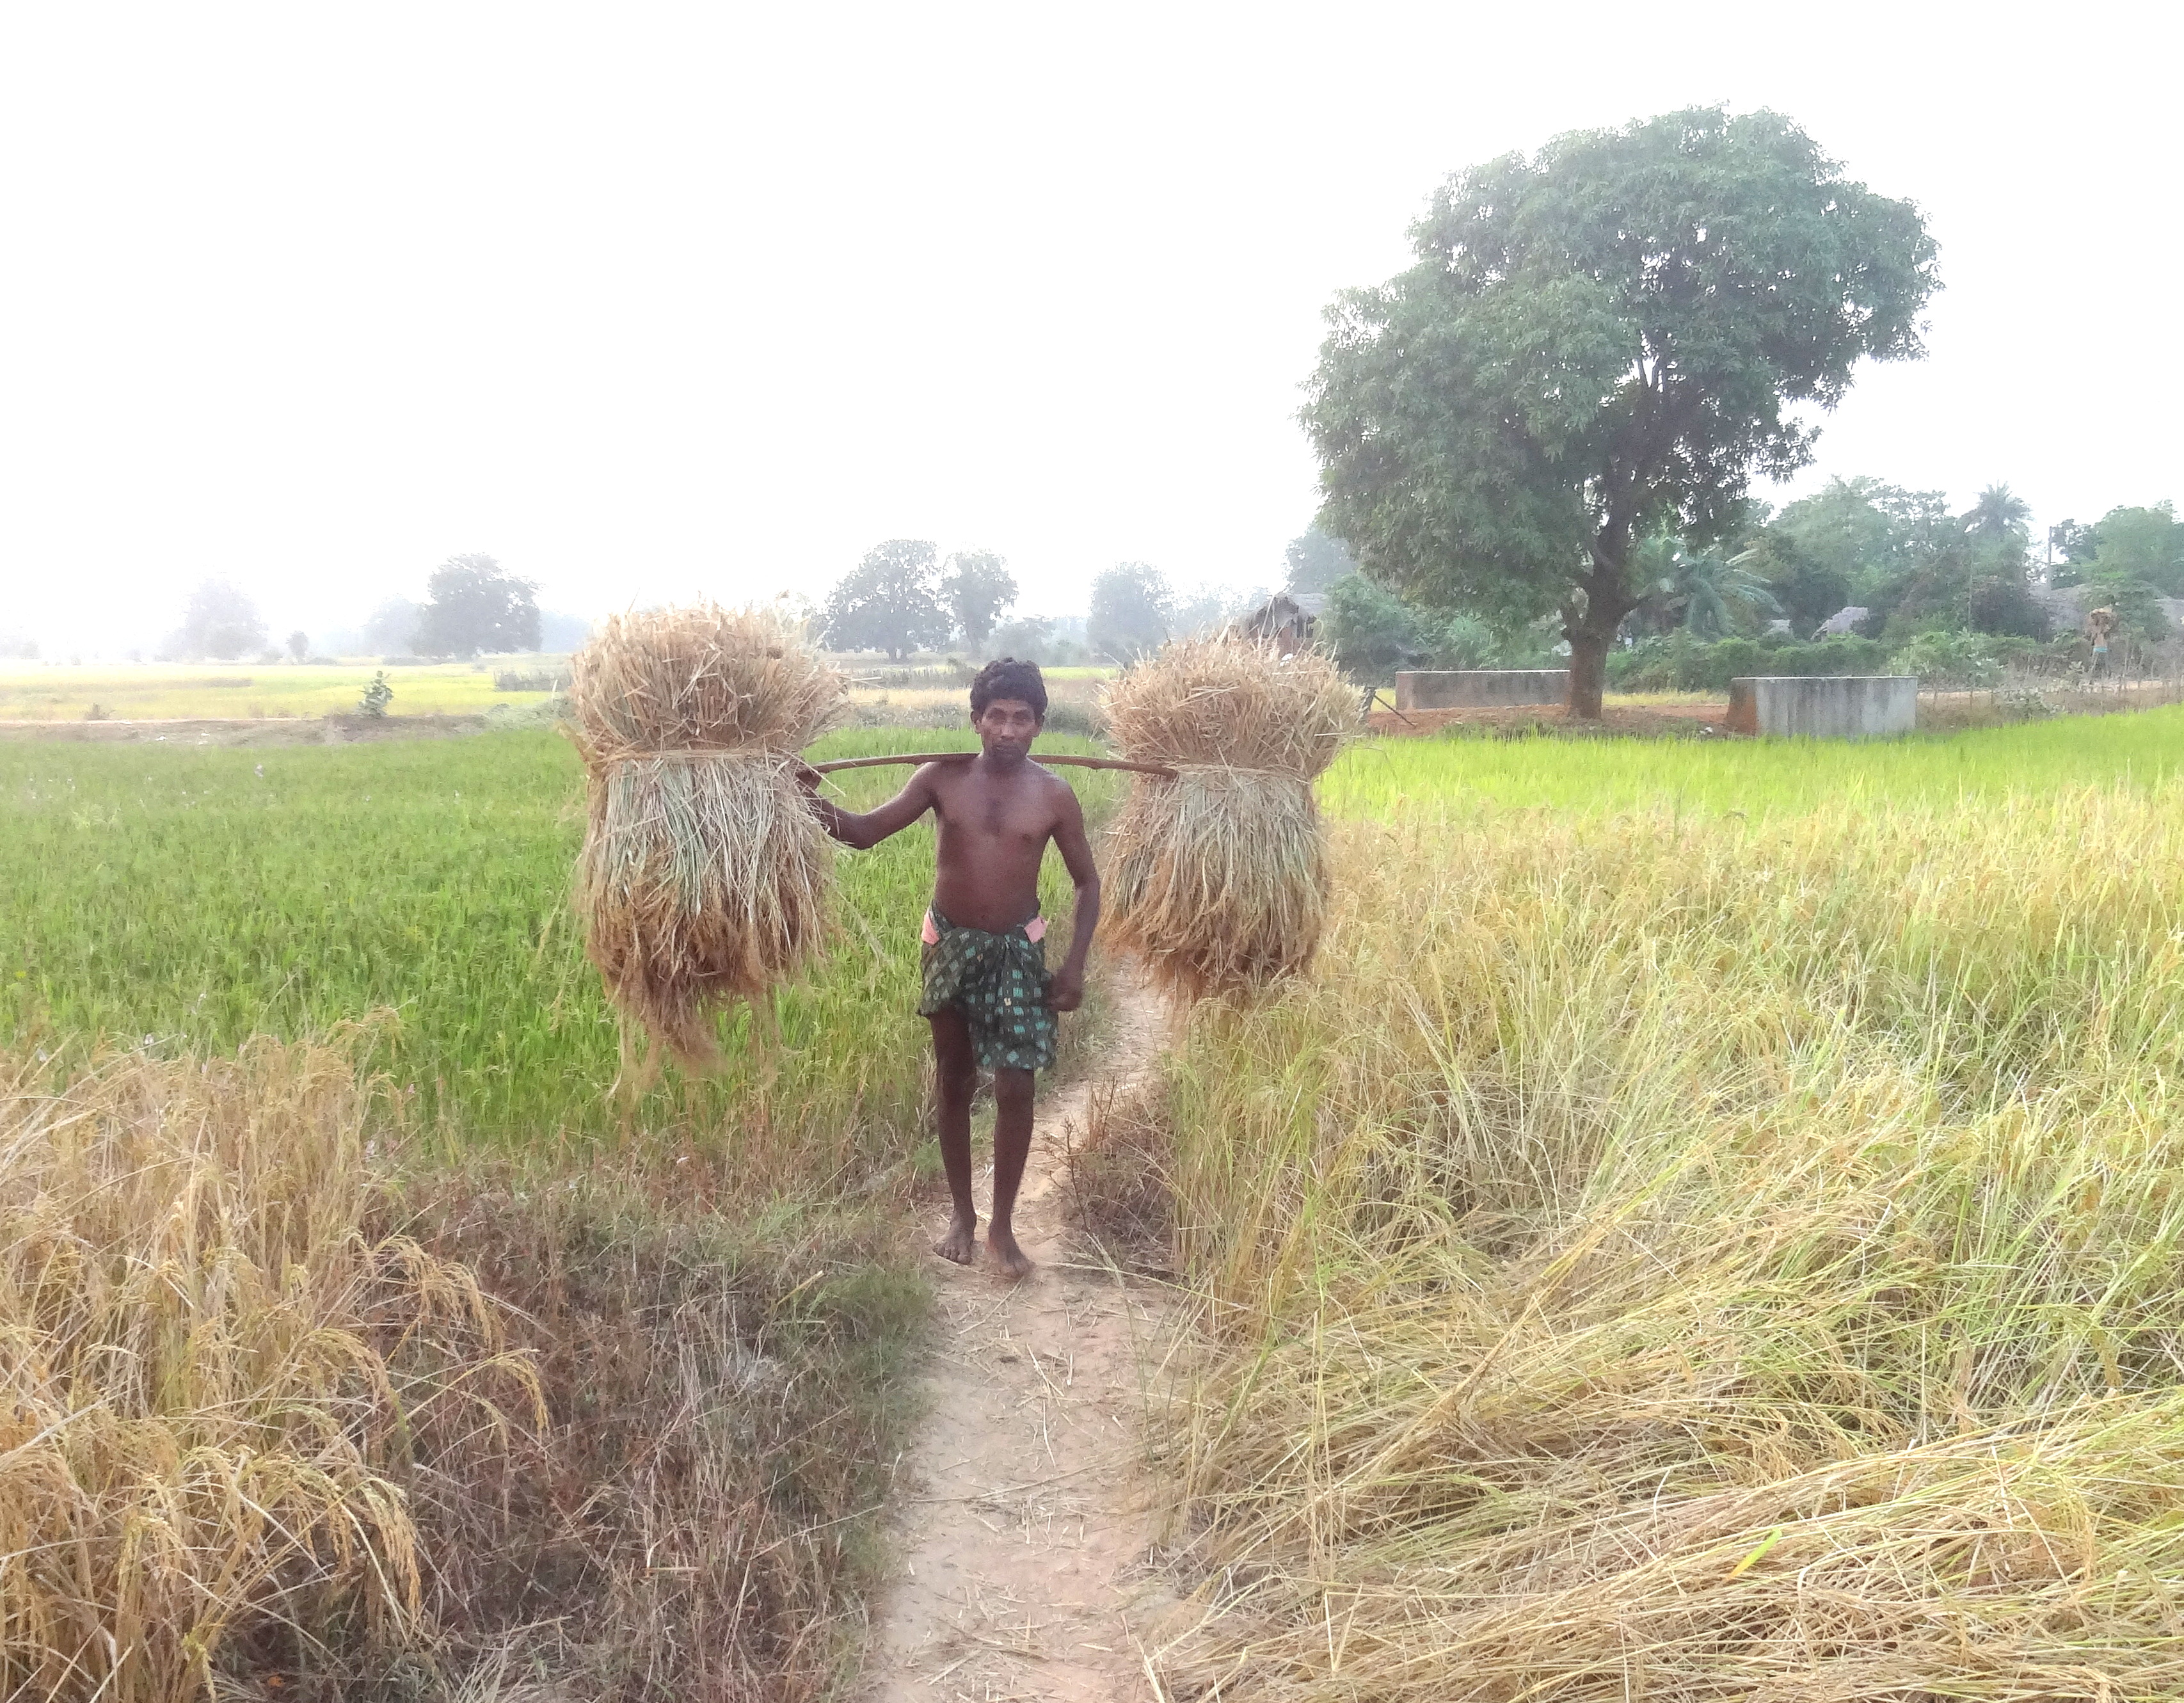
[{"left": 1566, "top": 632, "right": 1610, "bottom": 719}]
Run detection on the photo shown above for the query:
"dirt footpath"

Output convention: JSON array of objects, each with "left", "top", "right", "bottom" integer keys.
[{"left": 865, "top": 982, "right": 1172, "bottom": 1703}]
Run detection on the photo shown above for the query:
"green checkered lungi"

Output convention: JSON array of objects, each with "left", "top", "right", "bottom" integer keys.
[{"left": 918, "top": 907, "right": 1057, "bottom": 1072}]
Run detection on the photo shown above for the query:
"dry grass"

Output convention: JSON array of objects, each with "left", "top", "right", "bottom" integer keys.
[
  {"left": 569, "top": 605, "right": 846, "bottom": 1066},
  {"left": 395, "top": 1158, "right": 925, "bottom": 1702},
  {"left": 0, "top": 1029, "right": 926, "bottom": 1702},
  {"left": 1062, "top": 1077, "right": 1174, "bottom": 1273},
  {"left": 1131, "top": 785, "right": 2184, "bottom": 1700},
  {"left": 1099, "top": 639, "right": 1354, "bottom": 1000},
  {"left": 0, "top": 1035, "right": 538, "bottom": 1703}
]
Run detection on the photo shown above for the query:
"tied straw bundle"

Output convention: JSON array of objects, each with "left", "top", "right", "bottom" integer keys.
[
  {"left": 1100, "top": 636, "right": 1355, "bottom": 1000},
  {"left": 569, "top": 604, "right": 845, "bottom": 1066}
]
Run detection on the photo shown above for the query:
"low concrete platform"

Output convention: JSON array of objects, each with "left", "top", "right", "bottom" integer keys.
[
  {"left": 1396, "top": 669, "right": 1570, "bottom": 710},
  {"left": 1725, "top": 675, "right": 1917, "bottom": 738}
]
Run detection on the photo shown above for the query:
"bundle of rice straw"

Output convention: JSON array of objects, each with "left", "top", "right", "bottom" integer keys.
[
  {"left": 1100, "top": 636, "right": 1355, "bottom": 1000},
  {"left": 568, "top": 604, "right": 845, "bottom": 1066}
]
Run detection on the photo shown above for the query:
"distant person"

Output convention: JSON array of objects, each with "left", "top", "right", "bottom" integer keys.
[
  {"left": 795, "top": 659, "right": 1099, "bottom": 1279},
  {"left": 2086, "top": 606, "right": 2119, "bottom": 678}
]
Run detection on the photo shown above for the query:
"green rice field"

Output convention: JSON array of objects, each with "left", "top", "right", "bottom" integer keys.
[
  {"left": 0, "top": 726, "right": 1123, "bottom": 1156},
  {"left": 0, "top": 660, "right": 570, "bottom": 721}
]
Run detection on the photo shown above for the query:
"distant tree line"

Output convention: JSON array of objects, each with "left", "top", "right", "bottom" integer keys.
[
  {"left": 163, "top": 554, "right": 589, "bottom": 661},
  {"left": 1305, "top": 481, "right": 2181, "bottom": 688},
  {"left": 815, "top": 540, "right": 1259, "bottom": 666}
]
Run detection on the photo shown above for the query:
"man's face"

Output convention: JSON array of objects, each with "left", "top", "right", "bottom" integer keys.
[{"left": 974, "top": 697, "right": 1042, "bottom": 759}]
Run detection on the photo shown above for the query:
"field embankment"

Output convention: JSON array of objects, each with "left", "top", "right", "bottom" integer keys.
[{"left": 1104, "top": 709, "right": 2184, "bottom": 1697}]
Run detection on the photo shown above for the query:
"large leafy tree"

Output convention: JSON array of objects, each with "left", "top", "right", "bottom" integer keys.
[
  {"left": 822, "top": 539, "right": 951, "bottom": 660},
  {"left": 416, "top": 554, "right": 541, "bottom": 655},
  {"left": 1758, "top": 476, "right": 1952, "bottom": 627},
  {"left": 1087, "top": 562, "right": 1173, "bottom": 663},
  {"left": 1305, "top": 107, "right": 1939, "bottom": 716},
  {"left": 362, "top": 595, "right": 423, "bottom": 654},
  {"left": 1323, "top": 574, "right": 1497, "bottom": 679},
  {"left": 2085, "top": 504, "right": 2184, "bottom": 596},
  {"left": 939, "top": 550, "right": 1019, "bottom": 653},
  {"left": 177, "top": 579, "right": 267, "bottom": 660},
  {"left": 1282, "top": 527, "right": 1357, "bottom": 595}
]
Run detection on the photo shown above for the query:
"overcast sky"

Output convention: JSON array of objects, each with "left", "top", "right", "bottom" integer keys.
[{"left": 3, "top": 1, "right": 2178, "bottom": 654}]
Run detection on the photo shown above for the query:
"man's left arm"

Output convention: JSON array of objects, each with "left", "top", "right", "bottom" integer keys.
[{"left": 1046, "top": 786, "right": 1101, "bottom": 1012}]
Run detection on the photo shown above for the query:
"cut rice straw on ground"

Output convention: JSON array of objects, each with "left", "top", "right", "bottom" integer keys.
[
  {"left": 569, "top": 604, "right": 845, "bottom": 1066},
  {"left": 1101, "top": 637, "right": 1354, "bottom": 1000}
]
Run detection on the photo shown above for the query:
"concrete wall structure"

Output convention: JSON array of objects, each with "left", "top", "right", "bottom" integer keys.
[
  {"left": 1396, "top": 669, "right": 1570, "bottom": 711},
  {"left": 1725, "top": 675, "right": 1917, "bottom": 738}
]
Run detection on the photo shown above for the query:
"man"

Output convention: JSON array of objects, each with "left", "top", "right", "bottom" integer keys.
[{"left": 797, "top": 658, "right": 1099, "bottom": 1279}]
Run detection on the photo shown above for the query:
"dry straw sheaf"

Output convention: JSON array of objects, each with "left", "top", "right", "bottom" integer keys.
[
  {"left": 1101, "top": 637, "right": 1354, "bottom": 1000},
  {"left": 569, "top": 604, "right": 845, "bottom": 1065},
  {"left": 0, "top": 1038, "right": 538, "bottom": 1703}
]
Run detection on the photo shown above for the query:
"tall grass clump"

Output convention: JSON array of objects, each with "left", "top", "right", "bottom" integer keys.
[
  {"left": 1101, "top": 637, "right": 1355, "bottom": 999},
  {"left": 0, "top": 1035, "right": 538, "bottom": 1702},
  {"left": 1133, "top": 781, "right": 2184, "bottom": 1699},
  {"left": 570, "top": 604, "right": 845, "bottom": 1066}
]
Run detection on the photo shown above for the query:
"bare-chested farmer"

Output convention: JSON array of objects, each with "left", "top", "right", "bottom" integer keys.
[{"left": 797, "top": 659, "right": 1099, "bottom": 1279}]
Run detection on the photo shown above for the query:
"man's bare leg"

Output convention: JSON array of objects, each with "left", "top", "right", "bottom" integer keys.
[
  {"left": 986, "top": 1066, "right": 1037, "bottom": 1279},
  {"left": 929, "top": 1012, "right": 979, "bottom": 1265}
]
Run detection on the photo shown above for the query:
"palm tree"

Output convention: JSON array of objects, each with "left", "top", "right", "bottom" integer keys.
[
  {"left": 1963, "top": 484, "right": 2030, "bottom": 547},
  {"left": 1629, "top": 532, "right": 1780, "bottom": 639}
]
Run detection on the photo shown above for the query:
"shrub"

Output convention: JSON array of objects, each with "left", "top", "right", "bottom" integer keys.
[
  {"left": 1609, "top": 634, "right": 1890, "bottom": 692},
  {"left": 491, "top": 668, "right": 571, "bottom": 692},
  {"left": 1887, "top": 628, "right": 2036, "bottom": 689}
]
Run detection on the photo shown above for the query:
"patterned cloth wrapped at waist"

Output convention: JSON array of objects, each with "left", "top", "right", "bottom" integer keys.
[{"left": 917, "top": 907, "right": 1056, "bottom": 1072}]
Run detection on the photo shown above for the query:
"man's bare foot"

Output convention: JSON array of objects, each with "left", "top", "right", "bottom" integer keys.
[
  {"left": 934, "top": 1213, "right": 978, "bottom": 1266},
  {"left": 987, "top": 1224, "right": 1033, "bottom": 1280}
]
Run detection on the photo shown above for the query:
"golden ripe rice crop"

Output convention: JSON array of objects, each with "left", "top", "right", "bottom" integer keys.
[
  {"left": 1129, "top": 772, "right": 2184, "bottom": 1701},
  {"left": 0, "top": 1037, "right": 538, "bottom": 1703}
]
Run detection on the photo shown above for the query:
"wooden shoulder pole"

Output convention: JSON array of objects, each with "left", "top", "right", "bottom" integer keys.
[{"left": 808, "top": 751, "right": 1177, "bottom": 780}]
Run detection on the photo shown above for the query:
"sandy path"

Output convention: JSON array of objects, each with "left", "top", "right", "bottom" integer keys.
[{"left": 865, "top": 980, "right": 1170, "bottom": 1703}]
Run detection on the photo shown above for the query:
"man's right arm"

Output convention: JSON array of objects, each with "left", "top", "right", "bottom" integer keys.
[{"left": 794, "top": 762, "right": 939, "bottom": 849}]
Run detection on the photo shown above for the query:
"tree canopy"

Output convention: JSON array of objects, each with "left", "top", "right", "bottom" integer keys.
[
  {"left": 1323, "top": 575, "right": 1497, "bottom": 680},
  {"left": 362, "top": 596, "right": 423, "bottom": 654},
  {"left": 1305, "top": 106, "right": 1939, "bottom": 715},
  {"left": 177, "top": 580, "right": 267, "bottom": 660},
  {"left": 1087, "top": 563, "right": 1173, "bottom": 663},
  {"left": 2081, "top": 504, "right": 2184, "bottom": 596},
  {"left": 416, "top": 555, "right": 541, "bottom": 655},
  {"left": 1282, "top": 527, "right": 1357, "bottom": 595},
  {"left": 822, "top": 540, "right": 952, "bottom": 659},
  {"left": 939, "top": 550, "right": 1018, "bottom": 653}
]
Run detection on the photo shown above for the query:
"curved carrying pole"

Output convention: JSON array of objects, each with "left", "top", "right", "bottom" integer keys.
[{"left": 808, "top": 750, "right": 1177, "bottom": 780}]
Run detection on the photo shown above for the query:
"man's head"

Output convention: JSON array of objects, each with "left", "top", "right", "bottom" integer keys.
[{"left": 969, "top": 657, "right": 1047, "bottom": 760}]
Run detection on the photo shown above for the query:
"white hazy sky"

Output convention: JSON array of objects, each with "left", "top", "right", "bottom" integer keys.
[{"left": 3, "top": 1, "right": 2178, "bottom": 654}]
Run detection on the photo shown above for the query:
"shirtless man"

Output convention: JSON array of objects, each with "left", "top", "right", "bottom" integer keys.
[{"left": 797, "top": 658, "right": 1099, "bottom": 1279}]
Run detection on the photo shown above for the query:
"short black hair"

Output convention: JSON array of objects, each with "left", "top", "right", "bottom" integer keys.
[{"left": 969, "top": 657, "right": 1047, "bottom": 721}]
